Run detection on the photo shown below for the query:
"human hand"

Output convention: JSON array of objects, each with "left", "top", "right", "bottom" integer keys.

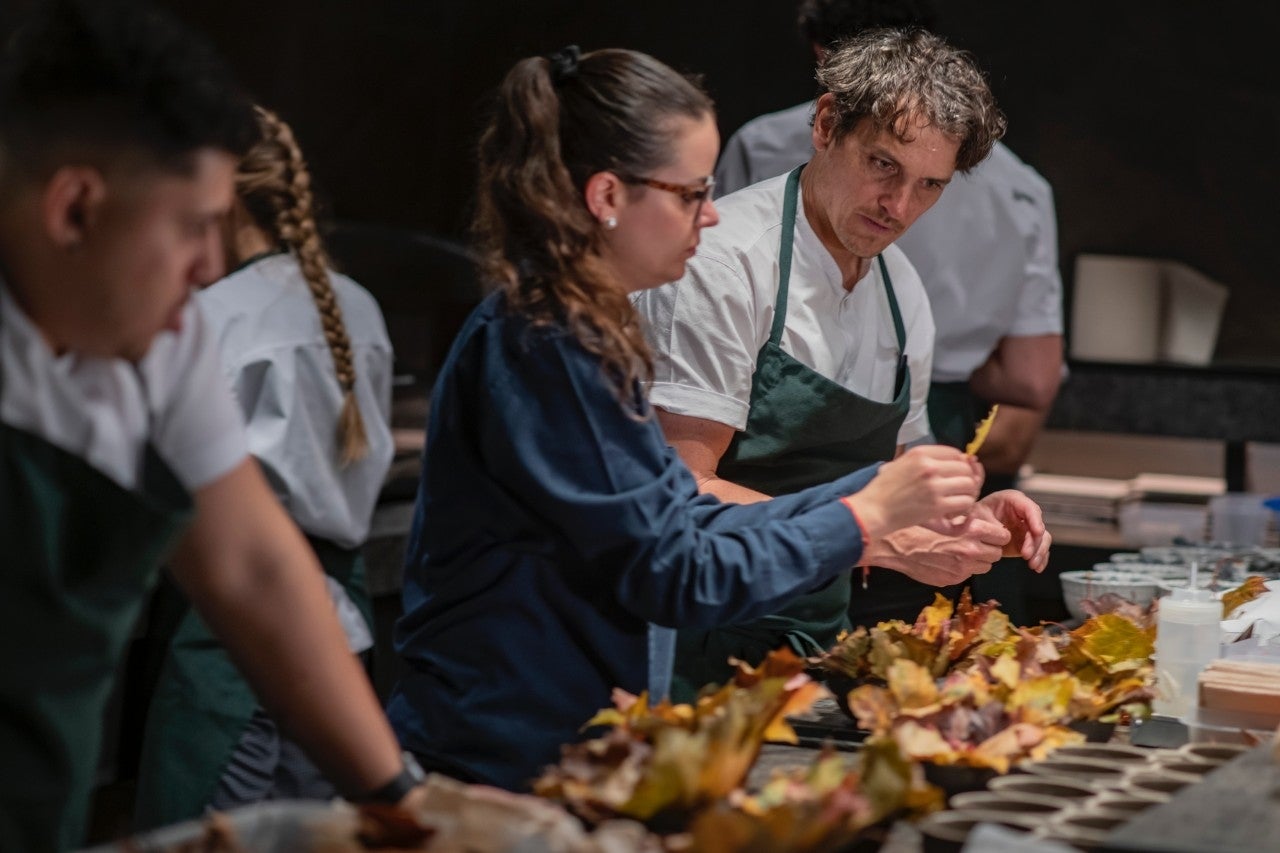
[
  {"left": 842, "top": 445, "right": 982, "bottom": 540},
  {"left": 976, "top": 489, "right": 1052, "bottom": 572},
  {"left": 862, "top": 513, "right": 1011, "bottom": 586}
]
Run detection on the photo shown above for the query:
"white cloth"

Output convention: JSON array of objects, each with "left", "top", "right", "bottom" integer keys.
[
  {"left": 197, "top": 254, "right": 393, "bottom": 655},
  {"left": 634, "top": 171, "right": 936, "bottom": 445},
  {"left": 714, "top": 101, "right": 1063, "bottom": 382},
  {"left": 196, "top": 253, "right": 394, "bottom": 549},
  {"left": 0, "top": 281, "right": 247, "bottom": 492}
]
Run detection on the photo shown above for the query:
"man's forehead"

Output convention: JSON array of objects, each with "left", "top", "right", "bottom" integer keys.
[{"left": 109, "top": 147, "right": 237, "bottom": 207}]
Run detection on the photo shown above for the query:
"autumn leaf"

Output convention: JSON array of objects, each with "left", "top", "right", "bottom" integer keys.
[
  {"left": 914, "top": 594, "right": 955, "bottom": 643},
  {"left": 886, "top": 659, "right": 939, "bottom": 710},
  {"left": 1070, "top": 614, "right": 1155, "bottom": 671},
  {"left": 1222, "top": 576, "right": 1269, "bottom": 618}
]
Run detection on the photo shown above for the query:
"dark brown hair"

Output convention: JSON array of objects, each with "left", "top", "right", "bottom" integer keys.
[
  {"left": 817, "top": 28, "right": 1005, "bottom": 172},
  {"left": 0, "top": 0, "right": 255, "bottom": 182},
  {"left": 472, "top": 47, "right": 713, "bottom": 397},
  {"left": 235, "top": 106, "right": 369, "bottom": 465}
]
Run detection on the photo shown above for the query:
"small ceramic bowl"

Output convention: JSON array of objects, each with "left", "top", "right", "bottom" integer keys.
[
  {"left": 1020, "top": 757, "right": 1128, "bottom": 787},
  {"left": 1179, "top": 742, "right": 1251, "bottom": 763},
  {"left": 1057, "top": 811, "right": 1131, "bottom": 836},
  {"left": 1154, "top": 758, "right": 1221, "bottom": 777},
  {"left": 1122, "top": 768, "right": 1200, "bottom": 801},
  {"left": 1088, "top": 793, "right": 1159, "bottom": 818},
  {"left": 988, "top": 774, "right": 1097, "bottom": 802},
  {"left": 1034, "top": 827, "right": 1110, "bottom": 851},
  {"left": 918, "top": 810, "right": 1041, "bottom": 853},
  {"left": 1060, "top": 570, "right": 1161, "bottom": 621},
  {"left": 1053, "top": 743, "right": 1152, "bottom": 767},
  {"left": 947, "top": 791, "right": 1067, "bottom": 818}
]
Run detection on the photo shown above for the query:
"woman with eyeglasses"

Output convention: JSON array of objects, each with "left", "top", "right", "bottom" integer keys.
[{"left": 387, "top": 45, "right": 984, "bottom": 791}]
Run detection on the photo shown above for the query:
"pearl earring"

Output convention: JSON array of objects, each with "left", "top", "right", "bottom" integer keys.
[{"left": 603, "top": 216, "right": 618, "bottom": 230}]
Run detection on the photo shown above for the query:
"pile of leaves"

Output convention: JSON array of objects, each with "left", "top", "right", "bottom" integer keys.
[
  {"left": 674, "top": 740, "right": 942, "bottom": 853},
  {"left": 534, "top": 649, "right": 939, "bottom": 850},
  {"left": 822, "top": 589, "right": 1016, "bottom": 684},
  {"left": 822, "top": 590, "right": 1163, "bottom": 769},
  {"left": 843, "top": 658, "right": 1084, "bottom": 772},
  {"left": 534, "top": 648, "right": 822, "bottom": 825}
]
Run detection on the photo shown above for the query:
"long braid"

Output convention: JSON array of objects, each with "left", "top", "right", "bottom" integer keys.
[{"left": 238, "top": 106, "right": 369, "bottom": 465}]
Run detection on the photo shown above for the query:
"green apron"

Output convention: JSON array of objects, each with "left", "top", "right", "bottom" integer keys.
[
  {"left": 670, "top": 165, "right": 910, "bottom": 701},
  {"left": 134, "top": 533, "right": 369, "bottom": 829},
  {"left": 927, "top": 380, "right": 980, "bottom": 450},
  {"left": 0, "top": 369, "right": 193, "bottom": 850}
]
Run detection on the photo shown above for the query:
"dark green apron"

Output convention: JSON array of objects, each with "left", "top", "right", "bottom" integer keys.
[
  {"left": 927, "top": 381, "right": 979, "bottom": 450},
  {"left": 670, "top": 165, "right": 910, "bottom": 701},
  {"left": 0, "top": 365, "right": 193, "bottom": 851},
  {"left": 134, "top": 533, "right": 369, "bottom": 829}
]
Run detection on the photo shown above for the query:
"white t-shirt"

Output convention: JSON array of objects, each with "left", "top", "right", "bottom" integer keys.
[
  {"left": 634, "top": 171, "right": 936, "bottom": 445},
  {"left": 0, "top": 281, "right": 247, "bottom": 492},
  {"left": 196, "top": 254, "right": 394, "bottom": 549},
  {"left": 714, "top": 102, "right": 1063, "bottom": 382}
]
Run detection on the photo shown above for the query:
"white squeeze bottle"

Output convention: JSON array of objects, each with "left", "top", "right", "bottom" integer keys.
[{"left": 1153, "top": 563, "right": 1222, "bottom": 718}]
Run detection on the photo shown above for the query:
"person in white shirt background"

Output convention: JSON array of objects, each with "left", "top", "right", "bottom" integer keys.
[
  {"left": 0, "top": 2, "right": 420, "bottom": 848},
  {"left": 135, "top": 106, "right": 395, "bottom": 828},
  {"left": 713, "top": 0, "right": 1065, "bottom": 624},
  {"left": 633, "top": 28, "right": 1051, "bottom": 700}
]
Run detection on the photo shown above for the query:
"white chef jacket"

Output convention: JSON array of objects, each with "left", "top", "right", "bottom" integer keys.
[
  {"left": 197, "top": 254, "right": 394, "bottom": 654},
  {"left": 196, "top": 253, "right": 394, "bottom": 550},
  {"left": 634, "top": 171, "right": 936, "bottom": 445},
  {"left": 0, "top": 280, "right": 247, "bottom": 492},
  {"left": 714, "top": 101, "right": 1063, "bottom": 383}
]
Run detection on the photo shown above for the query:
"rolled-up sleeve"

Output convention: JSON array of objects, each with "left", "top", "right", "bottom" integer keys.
[{"left": 634, "top": 253, "right": 765, "bottom": 431}]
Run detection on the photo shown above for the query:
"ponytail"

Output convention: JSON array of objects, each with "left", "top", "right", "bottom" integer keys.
[{"left": 473, "top": 48, "right": 713, "bottom": 399}]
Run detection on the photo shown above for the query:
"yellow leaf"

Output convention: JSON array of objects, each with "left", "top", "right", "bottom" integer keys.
[
  {"left": 989, "top": 655, "right": 1021, "bottom": 690},
  {"left": 1071, "top": 613, "right": 1155, "bottom": 670},
  {"left": 886, "top": 659, "right": 939, "bottom": 710},
  {"left": 965, "top": 405, "right": 1000, "bottom": 456},
  {"left": 1222, "top": 576, "right": 1269, "bottom": 618},
  {"left": 914, "top": 594, "right": 955, "bottom": 643}
]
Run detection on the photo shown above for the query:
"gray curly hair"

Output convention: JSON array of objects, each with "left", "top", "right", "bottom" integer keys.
[{"left": 817, "top": 28, "right": 1005, "bottom": 172}]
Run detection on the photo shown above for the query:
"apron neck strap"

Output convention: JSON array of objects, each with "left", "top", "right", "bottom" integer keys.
[
  {"left": 769, "top": 165, "right": 804, "bottom": 345},
  {"left": 878, "top": 254, "right": 907, "bottom": 352}
]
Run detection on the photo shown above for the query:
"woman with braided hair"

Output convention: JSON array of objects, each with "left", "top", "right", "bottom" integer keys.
[{"left": 135, "top": 106, "right": 394, "bottom": 825}]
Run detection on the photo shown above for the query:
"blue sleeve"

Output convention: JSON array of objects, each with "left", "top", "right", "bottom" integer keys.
[{"left": 478, "top": 326, "right": 868, "bottom": 629}]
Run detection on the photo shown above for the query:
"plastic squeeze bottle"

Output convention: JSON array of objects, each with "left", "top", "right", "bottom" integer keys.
[{"left": 1153, "top": 584, "right": 1222, "bottom": 718}]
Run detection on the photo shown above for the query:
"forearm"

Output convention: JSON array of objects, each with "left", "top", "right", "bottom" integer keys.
[
  {"left": 976, "top": 405, "right": 1048, "bottom": 475},
  {"left": 695, "top": 473, "right": 772, "bottom": 504},
  {"left": 968, "top": 335, "right": 1063, "bottom": 410},
  {"left": 187, "top": 551, "right": 398, "bottom": 793}
]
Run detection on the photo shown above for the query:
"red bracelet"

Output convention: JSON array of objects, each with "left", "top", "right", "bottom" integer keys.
[{"left": 839, "top": 497, "right": 869, "bottom": 550}]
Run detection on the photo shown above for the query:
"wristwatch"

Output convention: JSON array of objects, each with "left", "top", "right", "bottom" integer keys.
[{"left": 352, "top": 751, "right": 427, "bottom": 804}]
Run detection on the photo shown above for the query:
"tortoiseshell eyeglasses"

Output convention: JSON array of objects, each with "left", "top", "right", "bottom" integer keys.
[{"left": 617, "top": 173, "right": 715, "bottom": 224}]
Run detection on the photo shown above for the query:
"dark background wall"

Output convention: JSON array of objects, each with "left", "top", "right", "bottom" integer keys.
[{"left": 4, "top": 1, "right": 1277, "bottom": 367}]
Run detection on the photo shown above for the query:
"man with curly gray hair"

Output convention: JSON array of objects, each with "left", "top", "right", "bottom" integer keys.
[{"left": 634, "top": 28, "right": 1051, "bottom": 700}]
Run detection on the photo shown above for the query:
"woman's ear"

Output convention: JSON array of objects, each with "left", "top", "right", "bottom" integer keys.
[
  {"left": 583, "top": 170, "right": 624, "bottom": 226},
  {"left": 41, "top": 165, "right": 106, "bottom": 250}
]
